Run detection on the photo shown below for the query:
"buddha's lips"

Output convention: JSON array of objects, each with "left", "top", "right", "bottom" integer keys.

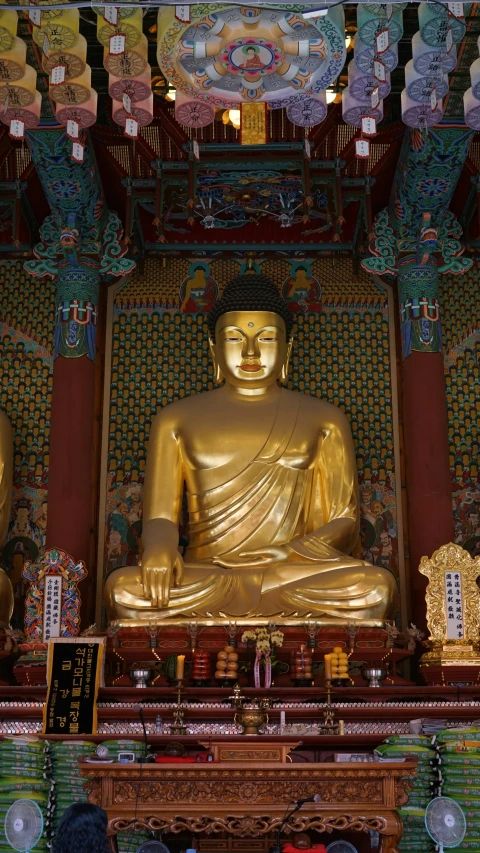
[{"left": 239, "top": 363, "right": 263, "bottom": 372}]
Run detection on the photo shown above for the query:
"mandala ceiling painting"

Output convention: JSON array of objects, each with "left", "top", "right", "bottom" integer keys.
[{"left": 156, "top": 5, "right": 346, "bottom": 109}]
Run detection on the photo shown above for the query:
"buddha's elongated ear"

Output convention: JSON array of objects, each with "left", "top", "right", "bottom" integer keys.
[
  {"left": 280, "top": 335, "right": 294, "bottom": 383},
  {"left": 208, "top": 336, "right": 224, "bottom": 383}
]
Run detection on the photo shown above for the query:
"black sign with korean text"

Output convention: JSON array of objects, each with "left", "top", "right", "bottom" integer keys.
[{"left": 43, "top": 642, "right": 103, "bottom": 735}]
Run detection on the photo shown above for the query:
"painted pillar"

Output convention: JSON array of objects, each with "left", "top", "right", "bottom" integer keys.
[
  {"left": 398, "top": 254, "right": 453, "bottom": 630},
  {"left": 24, "top": 130, "right": 135, "bottom": 626},
  {"left": 45, "top": 264, "right": 100, "bottom": 621}
]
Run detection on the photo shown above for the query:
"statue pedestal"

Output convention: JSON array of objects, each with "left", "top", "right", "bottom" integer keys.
[{"left": 104, "top": 624, "right": 414, "bottom": 687}]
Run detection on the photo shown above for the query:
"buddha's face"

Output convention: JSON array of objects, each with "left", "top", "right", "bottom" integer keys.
[{"left": 213, "top": 310, "right": 289, "bottom": 389}]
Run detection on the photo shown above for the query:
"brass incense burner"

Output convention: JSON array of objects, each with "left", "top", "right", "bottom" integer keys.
[{"left": 235, "top": 705, "right": 268, "bottom": 736}]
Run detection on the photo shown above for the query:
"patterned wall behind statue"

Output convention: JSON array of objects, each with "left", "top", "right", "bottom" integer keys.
[
  {"left": 0, "top": 261, "right": 54, "bottom": 627},
  {"left": 441, "top": 267, "right": 480, "bottom": 557},
  {"left": 105, "top": 257, "right": 400, "bottom": 610}
]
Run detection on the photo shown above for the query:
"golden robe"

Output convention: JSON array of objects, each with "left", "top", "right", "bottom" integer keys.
[{"left": 105, "top": 389, "right": 396, "bottom": 622}]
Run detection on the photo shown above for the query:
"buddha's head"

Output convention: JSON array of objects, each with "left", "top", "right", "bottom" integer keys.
[{"left": 208, "top": 274, "right": 293, "bottom": 389}]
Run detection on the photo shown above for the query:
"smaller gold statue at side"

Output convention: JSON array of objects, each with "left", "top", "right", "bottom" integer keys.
[
  {"left": 0, "top": 410, "right": 14, "bottom": 628},
  {"left": 106, "top": 275, "right": 396, "bottom": 624}
]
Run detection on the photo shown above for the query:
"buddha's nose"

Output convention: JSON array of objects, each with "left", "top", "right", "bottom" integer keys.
[{"left": 243, "top": 336, "right": 261, "bottom": 359}]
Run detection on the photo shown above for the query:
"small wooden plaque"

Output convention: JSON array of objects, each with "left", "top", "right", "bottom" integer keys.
[{"left": 198, "top": 740, "right": 302, "bottom": 763}]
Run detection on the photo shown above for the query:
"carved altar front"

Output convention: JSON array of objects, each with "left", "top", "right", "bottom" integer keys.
[{"left": 80, "top": 759, "right": 416, "bottom": 850}]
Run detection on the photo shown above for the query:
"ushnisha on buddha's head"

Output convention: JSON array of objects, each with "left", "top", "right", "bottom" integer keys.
[{"left": 207, "top": 274, "right": 294, "bottom": 389}]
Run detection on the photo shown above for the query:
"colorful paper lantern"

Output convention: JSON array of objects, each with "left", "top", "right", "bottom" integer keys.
[
  {"left": 42, "top": 34, "right": 88, "bottom": 80},
  {"left": 174, "top": 90, "right": 215, "bottom": 127},
  {"left": 342, "top": 85, "right": 384, "bottom": 126},
  {"left": 401, "top": 88, "right": 443, "bottom": 126},
  {"left": 103, "top": 34, "right": 148, "bottom": 77},
  {"left": 286, "top": 92, "right": 328, "bottom": 127},
  {"left": 0, "top": 37, "right": 27, "bottom": 82},
  {"left": 0, "top": 88, "right": 41, "bottom": 127},
  {"left": 56, "top": 90, "right": 97, "bottom": 127},
  {"left": 0, "top": 63, "right": 37, "bottom": 107},
  {"left": 112, "top": 92, "right": 153, "bottom": 126},
  {"left": 108, "top": 65, "right": 151, "bottom": 103},
  {"left": 404, "top": 58, "right": 449, "bottom": 102}
]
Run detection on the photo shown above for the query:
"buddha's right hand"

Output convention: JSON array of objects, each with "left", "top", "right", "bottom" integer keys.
[{"left": 141, "top": 549, "right": 184, "bottom": 607}]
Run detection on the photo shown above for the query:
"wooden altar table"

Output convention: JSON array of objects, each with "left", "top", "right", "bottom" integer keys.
[{"left": 79, "top": 758, "right": 416, "bottom": 852}]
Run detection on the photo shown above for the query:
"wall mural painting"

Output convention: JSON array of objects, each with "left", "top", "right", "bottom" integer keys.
[
  {"left": 441, "top": 266, "right": 480, "bottom": 557},
  {"left": 105, "top": 256, "right": 401, "bottom": 616},
  {"left": 0, "top": 261, "right": 54, "bottom": 628}
]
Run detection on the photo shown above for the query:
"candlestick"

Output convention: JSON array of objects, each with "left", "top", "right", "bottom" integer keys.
[
  {"left": 176, "top": 654, "right": 185, "bottom": 681},
  {"left": 319, "top": 679, "right": 339, "bottom": 734},
  {"left": 172, "top": 678, "right": 187, "bottom": 735},
  {"left": 324, "top": 653, "right": 332, "bottom": 680}
]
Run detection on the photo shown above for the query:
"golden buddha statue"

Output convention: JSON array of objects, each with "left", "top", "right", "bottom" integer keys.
[
  {"left": 0, "top": 411, "right": 14, "bottom": 628},
  {"left": 106, "top": 275, "right": 396, "bottom": 624}
]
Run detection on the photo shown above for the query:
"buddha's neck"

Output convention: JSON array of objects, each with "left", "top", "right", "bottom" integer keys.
[{"left": 223, "top": 382, "right": 282, "bottom": 401}]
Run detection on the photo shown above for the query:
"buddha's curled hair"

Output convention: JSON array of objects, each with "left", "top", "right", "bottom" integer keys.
[{"left": 207, "top": 274, "right": 294, "bottom": 341}]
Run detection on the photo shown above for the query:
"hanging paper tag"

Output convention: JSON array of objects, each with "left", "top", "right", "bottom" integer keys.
[
  {"left": 175, "top": 5, "right": 191, "bottom": 22},
  {"left": 355, "top": 138, "right": 370, "bottom": 158},
  {"left": 50, "top": 64, "right": 66, "bottom": 86},
  {"left": 66, "top": 119, "right": 79, "bottom": 140},
  {"left": 9, "top": 119, "right": 24, "bottom": 139},
  {"left": 371, "top": 86, "right": 380, "bottom": 109},
  {"left": 361, "top": 115, "right": 377, "bottom": 136},
  {"left": 124, "top": 117, "right": 138, "bottom": 138},
  {"left": 103, "top": 5, "right": 118, "bottom": 24},
  {"left": 304, "top": 136, "right": 311, "bottom": 160},
  {"left": 373, "top": 58, "right": 386, "bottom": 82},
  {"left": 447, "top": 2, "right": 464, "bottom": 17},
  {"left": 72, "top": 142, "right": 84, "bottom": 162},
  {"left": 430, "top": 86, "right": 437, "bottom": 111},
  {"left": 28, "top": 8, "right": 42, "bottom": 27},
  {"left": 43, "top": 34, "right": 50, "bottom": 58},
  {"left": 122, "top": 93, "right": 132, "bottom": 115},
  {"left": 376, "top": 28, "right": 389, "bottom": 54},
  {"left": 109, "top": 33, "right": 126, "bottom": 55},
  {"left": 193, "top": 139, "right": 200, "bottom": 161},
  {"left": 446, "top": 26, "right": 453, "bottom": 53},
  {"left": 385, "top": 3, "right": 393, "bottom": 19}
]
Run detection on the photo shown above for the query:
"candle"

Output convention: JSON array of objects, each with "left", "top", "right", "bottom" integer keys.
[
  {"left": 324, "top": 653, "right": 332, "bottom": 680},
  {"left": 176, "top": 654, "right": 185, "bottom": 680}
]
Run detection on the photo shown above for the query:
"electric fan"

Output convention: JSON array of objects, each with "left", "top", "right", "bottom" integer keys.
[
  {"left": 4, "top": 800, "right": 44, "bottom": 853},
  {"left": 425, "top": 797, "right": 467, "bottom": 853},
  {"left": 326, "top": 842, "right": 358, "bottom": 853},
  {"left": 136, "top": 840, "right": 171, "bottom": 853}
]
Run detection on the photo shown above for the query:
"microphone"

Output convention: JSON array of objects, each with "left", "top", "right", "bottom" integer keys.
[
  {"left": 297, "top": 794, "right": 322, "bottom": 806},
  {"left": 134, "top": 704, "right": 155, "bottom": 763},
  {"left": 268, "top": 794, "right": 321, "bottom": 853}
]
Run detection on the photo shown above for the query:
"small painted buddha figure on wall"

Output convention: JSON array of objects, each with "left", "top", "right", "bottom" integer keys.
[{"left": 106, "top": 274, "right": 396, "bottom": 623}]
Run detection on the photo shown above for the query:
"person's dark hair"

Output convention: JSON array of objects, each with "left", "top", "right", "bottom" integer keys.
[
  {"left": 208, "top": 274, "right": 293, "bottom": 341},
  {"left": 54, "top": 804, "right": 109, "bottom": 853}
]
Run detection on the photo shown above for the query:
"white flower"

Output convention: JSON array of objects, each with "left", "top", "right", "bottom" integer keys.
[
  {"left": 270, "top": 630, "right": 284, "bottom": 646},
  {"left": 242, "top": 631, "right": 256, "bottom": 643}
]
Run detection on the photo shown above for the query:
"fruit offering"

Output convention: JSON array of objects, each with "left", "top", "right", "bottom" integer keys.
[
  {"left": 324, "top": 646, "right": 349, "bottom": 681},
  {"left": 293, "top": 643, "right": 312, "bottom": 681},
  {"left": 192, "top": 649, "right": 211, "bottom": 682},
  {"left": 214, "top": 645, "right": 239, "bottom": 680}
]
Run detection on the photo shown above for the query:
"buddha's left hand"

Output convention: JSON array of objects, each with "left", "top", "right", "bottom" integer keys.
[{"left": 213, "top": 545, "right": 291, "bottom": 569}]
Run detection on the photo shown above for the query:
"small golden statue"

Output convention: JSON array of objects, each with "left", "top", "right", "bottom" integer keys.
[
  {"left": 106, "top": 275, "right": 395, "bottom": 624},
  {"left": 0, "top": 410, "right": 14, "bottom": 628}
]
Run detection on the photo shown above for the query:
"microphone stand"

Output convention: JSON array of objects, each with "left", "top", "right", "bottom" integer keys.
[
  {"left": 137, "top": 705, "right": 154, "bottom": 763},
  {"left": 269, "top": 799, "right": 316, "bottom": 853}
]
